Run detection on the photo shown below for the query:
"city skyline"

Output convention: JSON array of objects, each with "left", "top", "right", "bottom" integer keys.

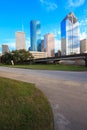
[{"left": 0, "top": 0, "right": 87, "bottom": 53}]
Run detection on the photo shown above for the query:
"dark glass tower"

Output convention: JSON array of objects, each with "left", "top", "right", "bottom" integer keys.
[
  {"left": 30, "top": 20, "right": 41, "bottom": 51},
  {"left": 61, "top": 12, "right": 80, "bottom": 55}
]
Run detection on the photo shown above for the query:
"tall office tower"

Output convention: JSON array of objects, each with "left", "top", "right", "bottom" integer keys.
[
  {"left": 16, "top": 32, "right": 26, "bottom": 50},
  {"left": 44, "top": 33, "right": 55, "bottom": 57},
  {"left": 61, "top": 12, "right": 80, "bottom": 55},
  {"left": 41, "top": 40, "right": 45, "bottom": 52},
  {"left": 30, "top": 20, "right": 41, "bottom": 51},
  {"left": 80, "top": 39, "right": 87, "bottom": 53},
  {"left": 2, "top": 45, "right": 9, "bottom": 55}
]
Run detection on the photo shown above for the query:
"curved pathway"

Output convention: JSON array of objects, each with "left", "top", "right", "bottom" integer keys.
[{"left": 0, "top": 67, "right": 87, "bottom": 130}]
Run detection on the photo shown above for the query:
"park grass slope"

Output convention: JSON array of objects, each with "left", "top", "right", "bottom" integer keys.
[
  {"left": 8, "top": 64, "right": 87, "bottom": 71},
  {"left": 0, "top": 77, "right": 53, "bottom": 130}
]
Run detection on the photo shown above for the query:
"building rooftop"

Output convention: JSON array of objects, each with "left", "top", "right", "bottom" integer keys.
[
  {"left": 62, "top": 12, "right": 78, "bottom": 24},
  {"left": 16, "top": 31, "right": 25, "bottom": 34}
]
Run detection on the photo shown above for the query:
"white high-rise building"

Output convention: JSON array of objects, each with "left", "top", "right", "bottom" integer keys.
[
  {"left": 44, "top": 33, "right": 55, "bottom": 57},
  {"left": 16, "top": 32, "right": 26, "bottom": 50}
]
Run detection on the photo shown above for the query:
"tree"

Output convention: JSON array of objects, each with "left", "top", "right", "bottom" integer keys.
[
  {"left": 12, "top": 49, "right": 34, "bottom": 64},
  {"left": 1, "top": 52, "right": 12, "bottom": 64},
  {"left": 1, "top": 49, "right": 34, "bottom": 65}
]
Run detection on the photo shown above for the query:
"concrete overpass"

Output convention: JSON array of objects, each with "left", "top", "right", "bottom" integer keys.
[{"left": 33, "top": 53, "right": 87, "bottom": 67}]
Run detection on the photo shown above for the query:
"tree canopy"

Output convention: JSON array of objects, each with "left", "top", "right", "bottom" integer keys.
[{"left": 1, "top": 49, "right": 34, "bottom": 65}]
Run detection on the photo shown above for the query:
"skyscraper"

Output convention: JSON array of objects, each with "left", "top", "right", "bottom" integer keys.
[
  {"left": 41, "top": 40, "right": 45, "bottom": 52},
  {"left": 2, "top": 45, "right": 9, "bottom": 55},
  {"left": 30, "top": 20, "right": 41, "bottom": 51},
  {"left": 16, "top": 32, "right": 26, "bottom": 50},
  {"left": 44, "top": 33, "right": 55, "bottom": 57},
  {"left": 61, "top": 12, "right": 80, "bottom": 55}
]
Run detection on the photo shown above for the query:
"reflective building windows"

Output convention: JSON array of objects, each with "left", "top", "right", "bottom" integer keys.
[
  {"left": 61, "top": 12, "right": 80, "bottom": 55},
  {"left": 30, "top": 20, "right": 41, "bottom": 51}
]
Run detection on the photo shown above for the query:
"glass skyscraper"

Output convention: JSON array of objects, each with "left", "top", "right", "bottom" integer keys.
[
  {"left": 61, "top": 12, "right": 80, "bottom": 55},
  {"left": 30, "top": 20, "right": 41, "bottom": 51}
]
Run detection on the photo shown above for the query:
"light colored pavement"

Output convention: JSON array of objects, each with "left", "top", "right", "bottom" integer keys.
[{"left": 0, "top": 66, "right": 87, "bottom": 130}]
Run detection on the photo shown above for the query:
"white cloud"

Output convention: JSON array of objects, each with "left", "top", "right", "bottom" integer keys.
[
  {"left": 79, "top": 19, "right": 87, "bottom": 26},
  {"left": 40, "top": 0, "right": 57, "bottom": 11},
  {"left": 49, "top": 28, "right": 61, "bottom": 39},
  {"left": 68, "top": 0, "right": 85, "bottom": 7},
  {"left": 80, "top": 32, "right": 87, "bottom": 40},
  {"left": 79, "top": 19, "right": 87, "bottom": 40},
  {"left": 58, "top": 31, "right": 61, "bottom": 35}
]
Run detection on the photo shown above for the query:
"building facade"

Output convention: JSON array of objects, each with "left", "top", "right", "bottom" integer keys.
[
  {"left": 41, "top": 40, "right": 45, "bottom": 52},
  {"left": 80, "top": 39, "right": 87, "bottom": 53},
  {"left": 30, "top": 20, "right": 41, "bottom": 51},
  {"left": 2, "top": 45, "right": 9, "bottom": 55},
  {"left": 44, "top": 33, "right": 55, "bottom": 57},
  {"left": 16, "top": 32, "right": 26, "bottom": 50},
  {"left": 61, "top": 12, "right": 80, "bottom": 55},
  {"left": 30, "top": 51, "right": 47, "bottom": 59}
]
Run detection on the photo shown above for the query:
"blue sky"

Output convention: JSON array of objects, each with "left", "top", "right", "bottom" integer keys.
[{"left": 0, "top": 0, "right": 87, "bottom": 53}]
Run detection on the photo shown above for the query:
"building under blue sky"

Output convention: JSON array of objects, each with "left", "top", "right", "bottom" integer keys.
[
  {"left": 30, "top": 20, "right": 41, "bottom": 52},
  {"left": 0, "top": 0, "right": 87, "bottom": 53},
  {"left": 61, "top": 12, "right": 80, "bottom": 55}
]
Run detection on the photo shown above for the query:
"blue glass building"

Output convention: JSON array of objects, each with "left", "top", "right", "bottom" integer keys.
[
  {"left": 61, "top": 12, "right": 80, "bottom": 55},
  {"left": 30, "top": 20, "right": 41, "bottom": 51}
]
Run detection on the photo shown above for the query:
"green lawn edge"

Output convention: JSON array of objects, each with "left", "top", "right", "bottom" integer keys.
[
  {"left": 1, "top": 64, "right": 87, "bottom": 71},
  {"left": 0, "top": 77, "right": 54, "bottom": 130}
]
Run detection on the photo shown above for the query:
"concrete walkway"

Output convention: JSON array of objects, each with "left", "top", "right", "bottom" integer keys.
[{"left": 0, "top": 67, "right": 87, "bottom": 130}]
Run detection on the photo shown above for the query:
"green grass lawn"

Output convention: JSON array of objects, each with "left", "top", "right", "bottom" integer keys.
[
  {"left": 2, "top": 64, "right": 87, "bottom": 71},
  {"left": 0, "top": 77, "right": 53, "bottom": 130}
]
